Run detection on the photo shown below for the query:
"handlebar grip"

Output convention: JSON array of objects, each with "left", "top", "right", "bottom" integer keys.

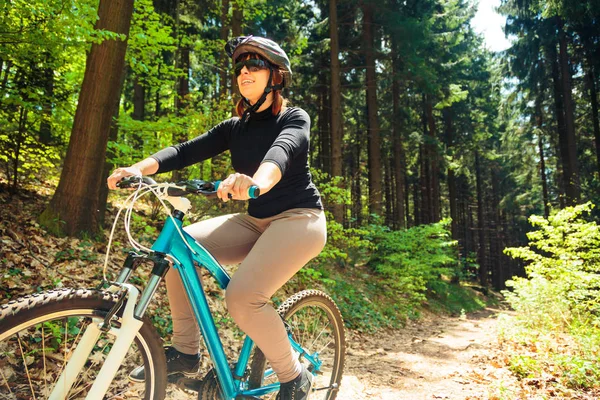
[
  {"left": 248, "top": 186, "right": 260, "bottom": 199},
  {"left": 214, "top": 181, "right": 260, "bottom": 199}
]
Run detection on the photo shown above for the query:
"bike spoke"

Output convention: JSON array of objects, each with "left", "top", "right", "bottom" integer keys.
[
  {"left": 42, "top": 326, "right": 48, "bottom": 399},
  {"left": 16, "top": 332, "right": 37, "bottom": 400},
  {"left": 308, "top": 316, "right": 330, "bottom": 351},
  {"left": 72, "top": 336, "right": 110, "bottom": 398},
  {"left": 0, "top": 366, "right": 13, "bottom": 397},
  {"left": 64, "top": 318, "right": 68, "bottom": 397},
  {"left": 0, "top": 289, "right": 167, "bottom": 400}
]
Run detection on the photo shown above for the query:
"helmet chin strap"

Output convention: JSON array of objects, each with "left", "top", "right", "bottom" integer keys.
[{"left": 242, "top": 68, "right": 283, "bottom": 120}]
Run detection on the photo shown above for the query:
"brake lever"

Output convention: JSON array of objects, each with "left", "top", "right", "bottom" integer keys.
[
  {"left": 175, "top": 179, "right": 216, "bottom": 194},
  {"left": 117, "top": 176, "right": 157, "bottom": 188}
]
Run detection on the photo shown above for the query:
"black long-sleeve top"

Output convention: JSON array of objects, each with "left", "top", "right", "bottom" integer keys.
[{"left": 151, "top": 107, "right": 323, "bottom": 218}]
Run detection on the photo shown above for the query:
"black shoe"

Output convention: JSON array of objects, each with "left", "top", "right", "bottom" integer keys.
[
  {"left": 276, "top": 365, "right": 314, "bottom": 400},
  {"left": 129, "top": 346, "right": 200, "bottom": 383}
]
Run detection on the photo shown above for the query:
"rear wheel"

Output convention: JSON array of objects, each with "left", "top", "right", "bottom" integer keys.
[
  {"left": 248, "top": 290, "right": 345, "bottom": 400},
  {"left": 0, "top": 288, "right": 167, "bottom": 399}
]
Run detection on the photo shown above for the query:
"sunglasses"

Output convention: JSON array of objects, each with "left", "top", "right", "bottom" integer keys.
[{"left": 234, "top": 59, "right": 271, "bottom": 76}]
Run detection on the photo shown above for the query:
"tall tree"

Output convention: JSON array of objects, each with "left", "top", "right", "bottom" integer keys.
[
  {"left": 40, "top": 0, "right": 135, "bottom": 236},
  {"left": 362, "top": 1, "right": 383, "bottom": 216},
  {"left": 556, "top": 17, "right": 579, "bottom": 204},
  {"left": 392, "top": 54, "right": 406, "bottom": 228},
  {"left": 329, "top": 0, "right": 344, "bottom": 222}
]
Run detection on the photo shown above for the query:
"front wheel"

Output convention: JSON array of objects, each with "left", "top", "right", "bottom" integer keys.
[
  {"left": 248, "top": 290, "right": 346, "bottom": 400},
  {"left": 0, "top": 288, "right": 167, "bottom": 399}
]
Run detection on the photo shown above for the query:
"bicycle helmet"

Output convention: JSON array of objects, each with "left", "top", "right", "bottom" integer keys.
[
  {"left": 225, "top": 35, "right": 292, "bottom": 87},
  {"left": 225, "top": 36, "right": 292, "bottom": 118}
]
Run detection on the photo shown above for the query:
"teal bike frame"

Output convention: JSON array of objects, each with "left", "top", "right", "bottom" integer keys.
[{"left": 140, "top": 212, "right": 281, "bottom": 399}]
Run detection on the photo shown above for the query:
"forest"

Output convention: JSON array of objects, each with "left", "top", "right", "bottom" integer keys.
[{"left": 2, "top": 0, "right": 600, "bottom": 397}]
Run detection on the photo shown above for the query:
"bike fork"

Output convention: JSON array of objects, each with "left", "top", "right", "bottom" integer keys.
[{"left": 48, "top": 283, "right": 143, "bottom": 400}]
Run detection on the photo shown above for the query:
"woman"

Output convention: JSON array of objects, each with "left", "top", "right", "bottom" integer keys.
[{"left": 107, "top": 36, "right": 325, "bottom": 400}]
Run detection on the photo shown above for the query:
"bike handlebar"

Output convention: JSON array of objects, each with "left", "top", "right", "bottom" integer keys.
[{"left": 116, "top": 177, "right": 260, "bottom": 199}]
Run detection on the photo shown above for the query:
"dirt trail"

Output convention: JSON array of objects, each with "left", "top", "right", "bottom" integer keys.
[
  {"left": 168, "top": 307, "right": 509, "bottom": 400},
  {"left": 337, "top": 307, "right": 507, "bottom": 400}
]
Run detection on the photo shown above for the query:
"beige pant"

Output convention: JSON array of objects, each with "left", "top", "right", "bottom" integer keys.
[{"left": 165, "top": 208, "right": 327, "bottom": 383}]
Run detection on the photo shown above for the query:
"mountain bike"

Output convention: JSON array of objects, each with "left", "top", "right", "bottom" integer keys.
[{"left": 0, "top": 177, "right": 345, "bottom": 399}]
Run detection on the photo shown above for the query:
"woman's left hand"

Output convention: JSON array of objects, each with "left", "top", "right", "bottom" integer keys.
[{"left": 217, "top": 173, "right": 258, "bottom": 202}]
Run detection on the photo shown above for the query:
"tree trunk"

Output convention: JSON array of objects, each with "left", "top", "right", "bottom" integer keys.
[
  {"left": 419, "top": 145, "right": 429, "bottom": 224},
  {"left": 490, "top": 164, "right": 502, "bottom": 290},
  {"left": 587, "top": 63, "right": 600, "bottom": 174},
  {"left": 154, "top": 87, "right": 161, "bottom": 118},
  {"left": 384, "top": 154, "right": 393, "bottom": 226},
  {"left": 535, "top": 93, "right": 550, "bottom": 218},
  {"left": 405, "top": 172, "right": 412, "bottom": 227},
  {"left": 405, "top": 92, "right": 412, "bottom": 228},
  {"left": 420, "top": 97, "right": 431, "bottom": 224},
  {"left": 425, "top": 96, "right": 440, "bottom": 222},
  {"left": 131, "top": 75, "right": 146, "bottom": 151},
  {"left": 547, "top": 39, "right": 568, "bottom": 207},
  {"left": 230, "top": 2, "right": 243, "bottom": 111},
  {"left": 219, "top": 0, "right": 230, "bottom": 99},
  {"left": 392, "top": 54, "right": 405, "bottom": 229},
  {"left": 413, "top": 166, "right": 421, "bottom": 226},
  {"left": 329, "top": 0, "right": 344, "bottom": 222},
  {"left": 99, "top": 69, "right": 126, "bottom": 228},
  {"left": 557, "top": 18, "right": 579, "bottom": 204},
  {"left": 133, "top": 77, "right": 145, "bottom": 121},
  {"left": 175, "top": 12, "right": 190, "bottom": 114},
  {"left": 39, "top": 65, "right": 54, "bottom": 145},
  {"left": 319, "top": 74, "right": 331, "bottom": 174},
  {"left": 362, "top": 2, "right": 382, "bottom": 216},
  {"left": 0, "top": 59, "right": 11, "bottom": 91},
  {"left": 443, "top": 108, "right": 458, "bottom": 238},
  {"left": 173, "top": 44, "right": 190, "bottom": 181},
  {"left": 10, "top": 107, "right": 28, "bottom": 193},
  {"left": 475, "top": 151, "right": 487, "bottom": 287},
  {"left": 353, "top": 115, "right": 363, "bottom": 226},
  {"left": 41, "top": 0, "right": 134, "bottom": 236},
  {"left": 462, "top": 188, "right": 471, "bottom": 261}
]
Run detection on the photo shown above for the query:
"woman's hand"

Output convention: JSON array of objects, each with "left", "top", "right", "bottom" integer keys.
[
  {"left": 217, "top": 173, "right": 258, "bottom": 202},
  {"left": 107, "top": 166, "right": 143, "bottom": 190}
]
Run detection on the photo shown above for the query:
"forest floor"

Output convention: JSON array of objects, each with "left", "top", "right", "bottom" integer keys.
[
  {"left": 1, "top": 184, "right": 598, "bottom": 399},
  {"left": 337, "top": 307, "right": 509, "bottom": 400},
  {"left": 166, "top": 307, "right": 518, "bottom": 400},
  {"left": 167, "top": 307, "right": 596, "bottom": 400}
]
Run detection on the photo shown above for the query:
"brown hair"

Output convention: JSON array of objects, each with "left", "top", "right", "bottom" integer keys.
[{"left": 235, "top": 53, "right": 288, "bottom": 117}]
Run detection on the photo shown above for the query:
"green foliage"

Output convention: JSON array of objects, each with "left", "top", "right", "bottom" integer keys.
[
  {"left": 111, "top": 98, "right": 233, "bottom": 171},
  {"left": 126, "top": 0, "right": 177, "bottom": 87},
  {"left": 504, "top": 203, "right": 600, "bottom": 327},
  {"left": 309, "top": 168, "right": 373, "bottom": 267},
  {"left": 310, "top": 168, "right": 351, "bottom": 208},
  {"left": 0, "top": 127, "right": 60, "bottom": 185},
  {"left": 314, "top": 216, "right": 373, "bottom": 268},
  {"left": 368, "top": 219, "right": 459, "bottom": 310},
  {"left": 327, "top": 278, "right": 404, "bottom": 333},
  {"left": 303, "top": 217, "right": 485, "bottom": 332},
  {"left": 509, "top": 354, "right": 541, "bottom": 379},
  {"left": 501, "top": 202, "right": 600, "bottom": 390},
  {"left": 427, "top": 282, "right": 487, "bottom": 315},
  {"left": 54, "top": 240, "right": 98, "bottom": 262}
]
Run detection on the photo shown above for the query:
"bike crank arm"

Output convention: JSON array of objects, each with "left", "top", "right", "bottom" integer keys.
[
  {"left": 314, "top": 383, "right": 340, "bottom": 391},
  {"left": 48, "top": 283, "right": 144, "bottom": 400}
]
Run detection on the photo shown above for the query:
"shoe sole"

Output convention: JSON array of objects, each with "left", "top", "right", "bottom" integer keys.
[{"left": 128, "top": 370, "right": 199, "bottom": 384}]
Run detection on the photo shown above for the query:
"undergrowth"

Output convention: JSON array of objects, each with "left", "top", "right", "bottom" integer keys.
[{"left": 499, "top": 203, "right": 600, "bottom": 394}]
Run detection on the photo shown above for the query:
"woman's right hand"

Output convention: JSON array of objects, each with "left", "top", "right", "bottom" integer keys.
[{"left": 107, "top": 166, "right": 143, "bottom": 190}]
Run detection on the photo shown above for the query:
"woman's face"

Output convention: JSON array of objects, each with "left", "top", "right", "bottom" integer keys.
[{"left": 236, "top": 55, "right": 272, "bottom": 105}]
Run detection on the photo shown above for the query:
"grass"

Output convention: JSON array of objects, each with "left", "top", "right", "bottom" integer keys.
[{"left": 291, "top": 263, "right": 492, "bottom": 333}]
